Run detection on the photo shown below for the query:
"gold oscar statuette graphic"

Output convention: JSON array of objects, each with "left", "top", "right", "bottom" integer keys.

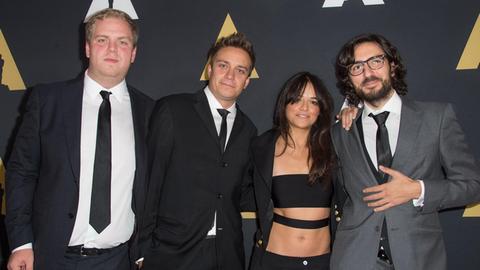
[
  {"left": 241, "top": 212, "right": 256, "bottom": 219},
  {"left": 460, "top": 14, "right": 480, "bottom": 217},
  {"left": 463, "top": 203, "right": 480, "bottom": 217},
  {"left": 0, "top": 30, "right": 26, "bottom": 91},
  {"left": 1, "top": 158, "right": 5, "bottom": 215},
  {"left": 200, "top": 13, "right": 259, "bottom": 81},
  {"left": 457, "top": 14, "right": 480, "bottom": 70}
]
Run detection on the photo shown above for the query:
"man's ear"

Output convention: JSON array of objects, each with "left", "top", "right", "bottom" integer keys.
[
  {"left": 207, "top": 63, "right": 212, "bottom": 79},
  {"left": 85, "top": 42, "right": 91, "bottom": 58}
]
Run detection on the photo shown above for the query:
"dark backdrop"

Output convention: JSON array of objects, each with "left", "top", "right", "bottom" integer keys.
[{"left": 0, "top": 0, "right": 479, "bottom": 269}]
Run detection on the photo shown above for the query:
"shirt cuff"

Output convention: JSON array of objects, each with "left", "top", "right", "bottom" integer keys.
[
  {"left": 412, "top": 180, "right": 425, "bottom": 207},
  {"left": 136, "top": 258, "right": 144, "bottom": 264},
  {"left": 12, "top": 243, "right": 33, "bottom": 252}
]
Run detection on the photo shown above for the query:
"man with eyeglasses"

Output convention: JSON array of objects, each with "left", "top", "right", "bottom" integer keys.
[{"left": 330, "top": 33, "right": 480, "bottom": 270}]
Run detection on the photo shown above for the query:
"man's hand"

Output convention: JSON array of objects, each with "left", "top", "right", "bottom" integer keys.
[
  {"left": 336, "top": 106, "right": 358, "bottom": 131},
  {"left": 7, "top": 248, "right": 34, "bottom": 270},
  {"left": 363, "top": 166, "right": 422, "bottom": 212}
]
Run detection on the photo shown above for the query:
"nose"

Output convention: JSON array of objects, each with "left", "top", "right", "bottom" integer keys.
[
  {"left": 299, "top": 99, "right": 308, "bottom": 110},
  {"left": 225, "top": 67, "right": 234, "bottom": 79},
  {"left": 362, "top": 63, "right": 374, "bottom": 77},
  {"left": 108, "top": 41, "right": 117, "bottom": 52}
]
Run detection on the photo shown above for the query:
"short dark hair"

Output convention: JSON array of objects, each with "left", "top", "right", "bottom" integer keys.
[
  {"left": 207, "top": 32, "right": 255, "bottom": 75},
  {"left": 85, "top": 8, "right": 138, "bottom": 46},
  {"left": 335, "top": 33, "right": 407, "bottom": 106},
  {"left": 273, "top": 71, "right": 335, "bottom": 185}
]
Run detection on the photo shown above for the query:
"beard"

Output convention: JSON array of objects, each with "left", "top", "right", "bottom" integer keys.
[{"left": 354, "top": 76, "right": 393, "bottom": 104}]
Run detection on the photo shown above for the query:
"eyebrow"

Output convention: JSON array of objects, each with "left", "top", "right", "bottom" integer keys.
[
  {"left": 94, "top": 34, "right": 132, "bottom": 41},
  {"left": 214, "top": 59, "right": 249, "bottom": 70}
]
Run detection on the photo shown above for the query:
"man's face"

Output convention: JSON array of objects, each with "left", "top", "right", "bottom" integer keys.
[
  {"left": 349, "top": 42, "right": 393, "bottom": 105},
  {"left": 85, "top": 17, "right": 137, "bottom": 87},
  {"left": 207, "top": 46, "right": 251, "bottom": 108}
]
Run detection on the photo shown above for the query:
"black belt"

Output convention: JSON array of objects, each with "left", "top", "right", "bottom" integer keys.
[{"left": 66, "top": 243, "right": 123, "bottom": 256}]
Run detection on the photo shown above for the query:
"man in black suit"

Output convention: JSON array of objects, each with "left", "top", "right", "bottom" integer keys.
[
  {"left": 5, "top": 8, "right": 153, "bottom": 270},
  {"left": 138, "top": 33, "right": 257, "bottom": 270}
]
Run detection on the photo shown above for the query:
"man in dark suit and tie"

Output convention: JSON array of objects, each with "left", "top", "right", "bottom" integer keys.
[
  {"left": 138, "top": 33, "right": 257, "bottom": 270},
  {"left": 5, "top": 8, "right": 153, "bottom": 270},
  {"left": 330, "top": 33, "right": 480, "bottom": 270}
]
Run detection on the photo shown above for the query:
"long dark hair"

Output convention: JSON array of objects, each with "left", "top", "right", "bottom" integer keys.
[
  {"left": 335, "top": 33, "right": 408, "bottom": 106},
  {"left": 273, "top": 71, "right": 335, "bottom": 185}
]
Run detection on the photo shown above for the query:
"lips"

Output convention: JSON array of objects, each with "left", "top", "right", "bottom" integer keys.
[
  {"left": 104, "top": 58, "right": 119, "bottom": 63},
  {"left": 295, "top": 113, "right": 310, "bottom": 118},
  {"left": 362, "top": 78, "right": 381, "bottom": 89},
  {"left": 220, "top": 80, "right": 235, "bottom": 88}
]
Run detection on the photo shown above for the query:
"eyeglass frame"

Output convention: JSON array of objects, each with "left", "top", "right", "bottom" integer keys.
[{"left": 347, "top": 54, "right": 387, "bottom": 76}]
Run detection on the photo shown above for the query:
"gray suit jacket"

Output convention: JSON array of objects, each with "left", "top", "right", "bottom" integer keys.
[{"left": 330, "top": 98, "right": 480, "bottom": 270}]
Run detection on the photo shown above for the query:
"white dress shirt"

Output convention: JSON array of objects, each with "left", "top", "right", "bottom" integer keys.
[
  {"left": 68, "top": 72, "right": 136, "bottom": 248},
  {"left": 14, "top": 73, "right": 137, "bottom": 252},
  {"left": 361, "top": 92, "right": 424, "bottom": 206},
  {"left": 204, "top": 86, "right": 236, "bottom": 236}
]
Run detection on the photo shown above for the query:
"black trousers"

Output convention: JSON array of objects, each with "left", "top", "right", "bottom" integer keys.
[
  {"left": 258, "top": 251, "right": 330, "bottom": 270},
  {"left": 59, "top": 243, "right": 130, "bottom": 270},
  {"left": 143, "top": 238, "right": 218, "bottom": 270}
]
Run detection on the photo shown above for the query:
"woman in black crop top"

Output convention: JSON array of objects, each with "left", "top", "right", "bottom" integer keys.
[{"left": 250, "top": 72, "right": 335, "bottom": 270}]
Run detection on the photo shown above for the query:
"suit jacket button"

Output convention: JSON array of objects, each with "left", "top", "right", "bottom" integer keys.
[
  {"left": 222, "top": 162, "right": 228, "bottom": 167},
  {"left": 68, "top": 213, "right": 74, "bottom": 219},
  {"left": 217, "top": 194, "right": 223, "bottom": 199}
]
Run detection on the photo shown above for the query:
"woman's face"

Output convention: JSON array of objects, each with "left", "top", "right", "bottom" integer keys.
[{"left": 285, "top": 82, "right": 320, "bottom": 131}]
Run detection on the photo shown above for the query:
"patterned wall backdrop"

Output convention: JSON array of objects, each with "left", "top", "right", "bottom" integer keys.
[{"left": 0, "top": 0, "right": 479, "bottom": 268}]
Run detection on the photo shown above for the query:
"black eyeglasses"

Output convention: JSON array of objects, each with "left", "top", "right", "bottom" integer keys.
[{"left": 347, "top": 54, "right": 386, "bottom": 76}]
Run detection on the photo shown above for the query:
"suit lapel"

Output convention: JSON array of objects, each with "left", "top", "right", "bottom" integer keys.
[
  {"left": 253, "top": 130, "right": 277, "bottom": 191},
  {"left": 193, "top": 90, "right": 221, "bottom": 150},
  {"left": 391, "top": 98, "right": 422, "bottom": 171},
  {"left": 225, "top": 104, "right": 245, "bottom": 152},
  {"left": 128, "top": 87, "right": 147, "bottom": 213},
  {"left": 128, "top": 87, "right": 146, "bottom": 175},
  {"left": 62, "top": 78, "right": 84, "bottom": 183},
  {"left": 348, "top": 111, "right": 379, "bottom": 186}
]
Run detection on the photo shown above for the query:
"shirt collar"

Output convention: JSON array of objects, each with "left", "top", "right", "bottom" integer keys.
[
  {"left": 204, "top": 86, "right": 237, "bottom": 115},
  {"left": 362, "top": 90, "right": 402, "bottom": 119},
  {"left": 84, "top": 71, "right": 129, "bottom": 103}
]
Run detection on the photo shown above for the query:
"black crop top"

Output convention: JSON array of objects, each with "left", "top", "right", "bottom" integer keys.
[{"left": 272, "top": 174, "right": 332, "bottom": 208}]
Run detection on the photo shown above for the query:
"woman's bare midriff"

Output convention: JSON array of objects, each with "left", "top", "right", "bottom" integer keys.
[{"left": 266, "top": 207, "right": 331, "bottom": 257}]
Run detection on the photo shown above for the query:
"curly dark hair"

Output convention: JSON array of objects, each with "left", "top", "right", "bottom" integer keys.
[
  {"left": 207, "top": 32, "right": 255, "bottom": 75},
  {"left": 335, "top": 33, "right": 408, "bottom": 106},
  {"left": 273, "top": 72, "right": 335, "bottom": 185}
]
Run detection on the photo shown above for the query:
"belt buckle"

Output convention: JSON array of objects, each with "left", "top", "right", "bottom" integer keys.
[{"left": 79, "top": 246, "right": 88, "bottom": 257}]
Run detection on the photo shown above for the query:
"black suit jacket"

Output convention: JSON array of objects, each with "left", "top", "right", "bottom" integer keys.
[
  {"left": 139, "top": 90, "right": 257, "bottom": 270},
  {"left": 5, "top": 77, "right": 153, "bottom": 269}
]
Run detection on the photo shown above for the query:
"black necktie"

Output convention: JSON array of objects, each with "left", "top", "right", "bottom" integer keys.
[
  {"left": 90, "top": 90, "right": 112, "bottom": 233},
  {"left": 369, "top": 111, "right": 393, "bottom": 264},
  {"left": 369, "top": 111, "right": 392, "bottom": 184},
  {"left": 217, "top": 109, "right": 230, "bottom": 153}
]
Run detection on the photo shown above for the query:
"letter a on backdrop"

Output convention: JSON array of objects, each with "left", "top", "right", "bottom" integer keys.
[
  {"left": 0, "top": 30, "right": 26, "bottom": 91},
  {"left": 457, "top": 14, "right": 480, "bottom": 70},
  {"left": 464, "top": 204, "right": 480, "bottom": 217},
  {"left": 85, "top": 0, "right": 139, "bottom": 21},
  {"left": 200, "top": 13, "right": 259, "bottom": 81}
]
